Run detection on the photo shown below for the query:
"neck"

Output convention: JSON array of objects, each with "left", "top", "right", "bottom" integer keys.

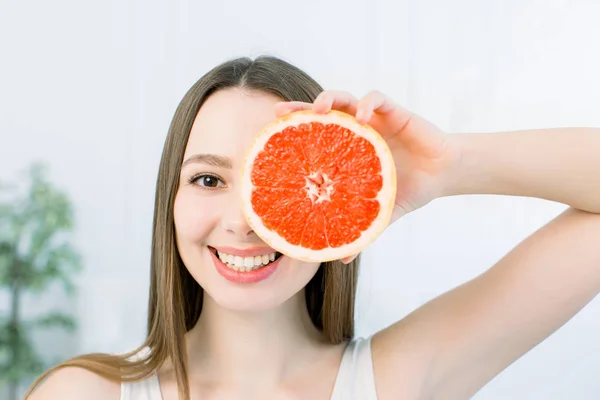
[{"left": 184, "top": 289, "right": 326, "bottom": 386}]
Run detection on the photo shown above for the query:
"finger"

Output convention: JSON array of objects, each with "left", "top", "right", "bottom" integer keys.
[
  {"left": 340, "top": 254, "right": 359, "bottom": 265},
  {"left": 274, "top": 101, "right": 312, "bottom": 117},
  {"left": 312, "top": 90, "right": 359, "bottom": 115},
  {"left": 355, "top": 90, "right": 400, "bottom": 124},
  {"left": 356, "top": 91, "right": 415, "bottom": 138}
]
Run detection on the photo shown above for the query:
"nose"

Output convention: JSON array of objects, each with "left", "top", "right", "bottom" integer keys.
[{"left": 220, "top": 207, "right": 256, "bottom": 239}]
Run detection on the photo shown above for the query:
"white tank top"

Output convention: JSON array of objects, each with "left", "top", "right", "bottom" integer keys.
[{"left": 120, "top": 336, "right": 378, "bottom": 400}]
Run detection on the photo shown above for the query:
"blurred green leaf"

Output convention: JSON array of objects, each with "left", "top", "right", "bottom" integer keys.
[
  {"left": 0, "top": 162, "right": 83, "bottom": 395},
  {"left": 28, "top": 311, "right": 77, "bottom": 332}
]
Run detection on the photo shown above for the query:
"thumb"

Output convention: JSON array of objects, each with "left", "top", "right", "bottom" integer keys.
[{"left": 274, "top": 101, "right": 312, "bottom": 118}]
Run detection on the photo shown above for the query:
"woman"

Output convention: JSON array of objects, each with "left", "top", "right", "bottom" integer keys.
[{"left": 26, "top": 56, "right": 600, "bottom": 399}]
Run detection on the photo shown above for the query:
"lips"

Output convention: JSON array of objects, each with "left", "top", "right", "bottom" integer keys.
[{"left": 208, "top": 246, "right": 283, "bottom": 284}]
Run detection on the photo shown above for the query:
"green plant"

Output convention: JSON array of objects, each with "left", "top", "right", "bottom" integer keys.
[{"left": 0, "top": 163, "right": 82, "bottom": 400}]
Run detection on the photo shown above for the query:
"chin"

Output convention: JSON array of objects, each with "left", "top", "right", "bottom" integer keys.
[{"left": 203, "top": 284, "right": 288, "bottom": 312}]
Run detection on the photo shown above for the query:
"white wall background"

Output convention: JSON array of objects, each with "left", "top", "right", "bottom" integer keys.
[{"left": 1, "top": 0, "right": 600, "bottom": 398}]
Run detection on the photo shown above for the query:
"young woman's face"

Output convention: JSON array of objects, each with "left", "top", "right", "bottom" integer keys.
[{"left": 174, "top": 88, "right": 321, "bottom": 312}]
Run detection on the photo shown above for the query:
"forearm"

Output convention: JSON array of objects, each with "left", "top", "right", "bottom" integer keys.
[{"left": 444, "top": 128, "right": 600, "bottom": 213}]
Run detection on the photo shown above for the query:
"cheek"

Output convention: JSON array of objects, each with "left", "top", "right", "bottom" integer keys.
[
  {"left": 283, "top": 259, "right": 322, "bottom": 289},
  {"left": 174, "top": 191, "right": 220, "bottom": 242}
]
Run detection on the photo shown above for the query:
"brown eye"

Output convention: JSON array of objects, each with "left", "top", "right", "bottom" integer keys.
[
  {"left": 200, "top": 176, "right": 218, "bottom": 187},
  {"left": 190, "top": 174, "right": 225, "bottom": 189}
]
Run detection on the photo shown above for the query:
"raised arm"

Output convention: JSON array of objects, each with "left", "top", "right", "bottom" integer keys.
[
  {"left": 447, "top": 127, "right": 600, "bottom": 213},
  {"left": 373, "top": 127, "right": 600, "bottom": 399}
]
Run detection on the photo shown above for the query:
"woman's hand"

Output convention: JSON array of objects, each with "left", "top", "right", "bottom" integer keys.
[{"left": 275, "top": 90, "right": 461, "bottom": 262}]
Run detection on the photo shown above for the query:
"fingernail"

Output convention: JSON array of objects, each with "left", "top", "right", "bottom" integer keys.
[{"left": 356, "top": 109, "right": 365, "bottom": 121}]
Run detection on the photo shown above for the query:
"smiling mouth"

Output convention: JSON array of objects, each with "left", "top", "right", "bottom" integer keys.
[{"left": 208, "top": 246, "right": 283, "bottom": 272}]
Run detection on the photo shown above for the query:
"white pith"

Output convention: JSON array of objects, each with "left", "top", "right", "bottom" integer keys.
[
  {"left": 240, "top": 110, "right": 397, "bottom": 263},
  {"left": 305, "top": 172, "right": 334, "bottom": 203}
]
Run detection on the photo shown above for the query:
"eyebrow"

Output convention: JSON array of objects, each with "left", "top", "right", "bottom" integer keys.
[{"left": 181, "top": 154, "right": 233, "bottom": 169}]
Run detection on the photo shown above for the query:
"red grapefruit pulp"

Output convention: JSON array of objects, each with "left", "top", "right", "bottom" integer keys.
[{"left": 241, "top": 110, "right": 396, "bottom": 262}]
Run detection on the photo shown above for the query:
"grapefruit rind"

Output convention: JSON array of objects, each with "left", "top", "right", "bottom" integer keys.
[{"left": 240, "top": 110, "right": 396, "bottom": 262}]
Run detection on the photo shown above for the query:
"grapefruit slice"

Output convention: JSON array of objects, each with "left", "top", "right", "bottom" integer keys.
[{"left": 241, "top": 110, "right": 396, "bottom": 262}]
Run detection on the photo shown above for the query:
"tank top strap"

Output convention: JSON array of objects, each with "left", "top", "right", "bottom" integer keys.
[
  {"left": 120, "top": 347, "right": 163, "bottom": 400},
  {"left": 330, "top": 336, "right": 378, "bottom": 399},
  {"left": 120, "top": 374, "right": 162, "bottom": 400}
]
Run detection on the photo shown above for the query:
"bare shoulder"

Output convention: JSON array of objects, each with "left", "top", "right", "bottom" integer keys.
[{"left": 28, "top": 367, "right": 121, "bottom": 400}]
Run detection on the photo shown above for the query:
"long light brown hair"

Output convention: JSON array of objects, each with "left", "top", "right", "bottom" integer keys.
[{"left": 24, "top": 55, "right": 360, "bottom": 400}]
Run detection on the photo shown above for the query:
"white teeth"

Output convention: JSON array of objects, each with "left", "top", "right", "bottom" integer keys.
[{"left": 216, "top": 249, "right": 279, "bottom": 272}]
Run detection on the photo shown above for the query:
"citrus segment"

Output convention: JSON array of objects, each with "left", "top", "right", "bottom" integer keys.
[
  {"left": 299, "top": 207, "right": 328, "bottom": 250},
  {"left": 251, "top": 187, "right": 311, "bottom": 246}
]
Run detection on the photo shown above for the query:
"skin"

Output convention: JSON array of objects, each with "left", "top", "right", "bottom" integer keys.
[{"left": 31, "top": 88, "right": 600, "bottom": 400}]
